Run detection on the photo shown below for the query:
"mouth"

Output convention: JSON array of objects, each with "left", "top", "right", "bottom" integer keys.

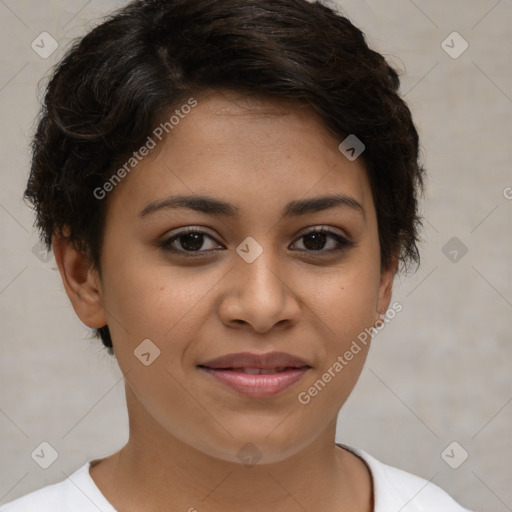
[{"left": 197, "top": 351, "right": 311, "bottom": 398}]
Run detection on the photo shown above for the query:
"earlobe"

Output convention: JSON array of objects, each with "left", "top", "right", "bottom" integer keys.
[{"left": 52, "top": 231, "right": 108, "bottom": 329}]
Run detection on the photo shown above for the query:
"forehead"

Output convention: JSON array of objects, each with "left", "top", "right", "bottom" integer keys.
[
  {"left": 196, "top": 89, "right": 307, "bottom": 117},
  {"left": 106, "top": 89, "right": 374, "bottom": 223}
]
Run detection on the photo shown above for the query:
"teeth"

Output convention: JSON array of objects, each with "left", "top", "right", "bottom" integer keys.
[
  {"left": 243, "top": 368, "right": 262, "bottom": 374},
  {"left": 239, "top": 367, "right": 287, "bottom": 374}
]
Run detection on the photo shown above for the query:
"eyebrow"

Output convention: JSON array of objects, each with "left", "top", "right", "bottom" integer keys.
[{"left": 139, "top": 193, "right": 365, "bottom": 221}]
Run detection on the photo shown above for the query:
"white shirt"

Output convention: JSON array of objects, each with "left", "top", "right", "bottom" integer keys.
[{"left": 0, "top": 445, "right": 474, "bottom": 511}]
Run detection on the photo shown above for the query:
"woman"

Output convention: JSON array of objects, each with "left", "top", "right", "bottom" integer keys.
[{"left": 2, "top": 0, "right": 474, "bottom": 510}]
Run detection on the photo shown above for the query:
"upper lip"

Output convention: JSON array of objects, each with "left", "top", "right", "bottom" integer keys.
[{"left": 198, "top": 351, "right": 311, "bottom": 370}]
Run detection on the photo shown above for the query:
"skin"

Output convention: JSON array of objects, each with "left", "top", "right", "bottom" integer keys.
[{"left": 53, "top": 89, "right": 397, "bottom": 512}]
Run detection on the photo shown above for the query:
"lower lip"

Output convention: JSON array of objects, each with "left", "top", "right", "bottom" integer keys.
[{"left": 198, "top": 367, "right": 309, "bottom": 398}]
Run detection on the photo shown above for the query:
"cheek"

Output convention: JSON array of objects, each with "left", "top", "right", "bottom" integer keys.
[
  {"left": 300, "top": 256, "right": 380, "bottom": 396},
  {"left": 102, "top": 250, "right": 204, "bottom": 338},
  {"left": 294, "top": 268, "right": 378, "bottom": 417},
  {"left": 100, "top": 252, "right": 229, "bottom": 380},
  {"left": 315, "top": 260, "right": 381, "bottom": 342}
]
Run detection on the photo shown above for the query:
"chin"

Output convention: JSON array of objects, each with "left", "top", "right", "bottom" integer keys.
[{"left": 191, "top": 429, "right": 316, "bottom": 467}]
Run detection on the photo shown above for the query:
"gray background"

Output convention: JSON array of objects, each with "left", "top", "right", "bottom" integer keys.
[{"left": 0, "top": 1, "right": 510, "bottom": 510}]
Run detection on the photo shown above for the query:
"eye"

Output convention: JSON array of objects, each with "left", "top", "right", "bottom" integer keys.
[
  {"left": 290, "top": 227, "right": 354, "bottom": 255},
  {"left": 159, "top": 227, "right": 224, "bottom": 256},
  {"left": 159, "top": 226, "right": 354, "bottom": 258}
]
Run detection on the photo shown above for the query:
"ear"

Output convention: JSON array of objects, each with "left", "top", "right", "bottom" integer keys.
[
  {"left": 52, "top": 230, "right": 107, "bottom": 329},
  {"left": 375, "top": 254, "right": 399, "bottom": 321}
]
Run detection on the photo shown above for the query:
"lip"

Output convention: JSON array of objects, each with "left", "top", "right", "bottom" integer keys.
[
  {"left": 199, "top": 351, "right": 310, "bottom": 369},
  {"left": 199, "top": 367, "right": 310, "bottom": 398},
  {"left": 197, "top": 351, "right": 311, "bottom": 398}
]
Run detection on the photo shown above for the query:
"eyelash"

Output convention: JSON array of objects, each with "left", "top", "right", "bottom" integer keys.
[{"left": 159, "top": 226, "right": 355, "bottom": 258}]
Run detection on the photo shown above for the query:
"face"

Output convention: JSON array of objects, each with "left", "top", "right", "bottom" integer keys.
[{"left": 76, "top": 90, "right": 394, "bottom": 464}]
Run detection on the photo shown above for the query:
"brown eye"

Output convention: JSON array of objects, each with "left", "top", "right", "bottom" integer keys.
[
  {"left": 291, "top": 228, "right": 354, "bottom": 254},
  {"left": 159, "top": 226, "right": 354, "bottom": 258},
  {"left": 160, "top": 228, "right": 224, "bottom": 255}
]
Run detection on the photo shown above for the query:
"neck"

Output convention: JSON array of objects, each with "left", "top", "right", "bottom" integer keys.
[{"left": 90, "top": 387, "right": 373, "bottom": 512}]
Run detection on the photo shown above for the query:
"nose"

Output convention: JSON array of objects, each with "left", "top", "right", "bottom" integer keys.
[{"left": 217, "top": 242, "right": 301, "bottom": 334}]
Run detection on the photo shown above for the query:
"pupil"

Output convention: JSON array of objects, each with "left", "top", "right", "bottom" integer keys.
[
  {"left": 181, "top": 233, "right": 203, "bottom": 251},
  {"left": 304, "top": 232, "right": 326, "bottom": 251}
]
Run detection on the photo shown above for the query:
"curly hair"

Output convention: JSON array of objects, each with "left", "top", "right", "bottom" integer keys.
[{"left": 24, "top": 0, "right": 425, "bottom": 353}]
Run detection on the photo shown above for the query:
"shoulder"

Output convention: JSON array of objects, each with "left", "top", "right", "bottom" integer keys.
[
  {"left": 0, "top": 462, "right": 115, "bottom": 512},
  {"left": 340, "top": 445, "right": 475, "bottom": 512}
]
